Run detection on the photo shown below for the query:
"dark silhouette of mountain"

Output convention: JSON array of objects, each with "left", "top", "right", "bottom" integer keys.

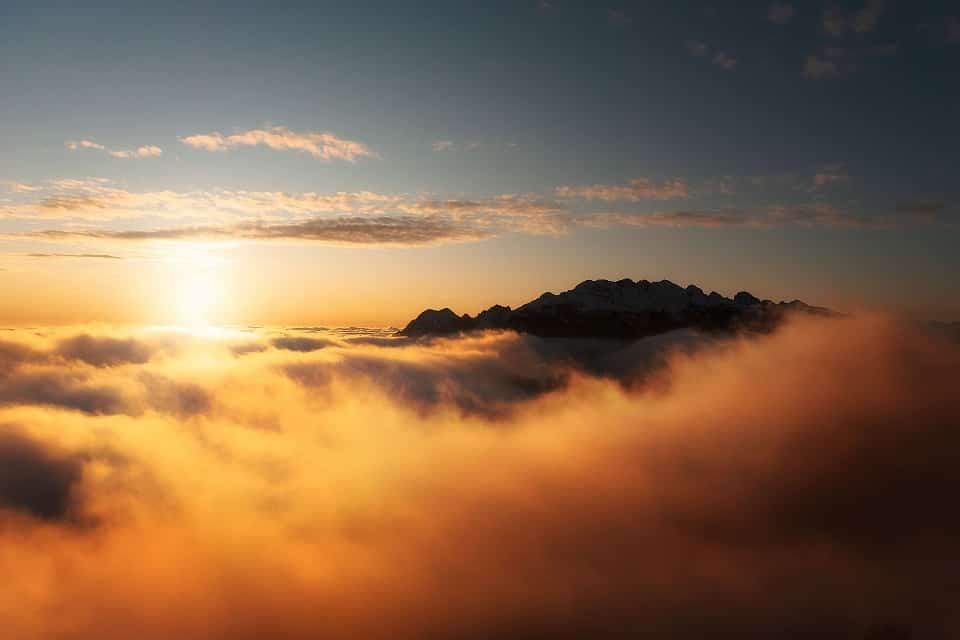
[{"left": 399, "top": 278, "right": 832, "bottom": 339}]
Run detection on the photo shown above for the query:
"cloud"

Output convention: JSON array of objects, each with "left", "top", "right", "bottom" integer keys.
[
  {"left": 0, "top": 316, "right": 957, "bottom": 638},
  {"left": 431, "top": 140, "right": 454, "bottom": 152},
  {"left": 2, "top": 182, "right": 42, "bottom": 193},
  {"left": 854, "top": 0, "right": 885, "bottom": 33},
  {"left": 55, "top": 335, "right": 158, "bottom": 367},
  {"left": 270, "top": 336, "right": 336, "bottom": 352},
  {"left": 556, "top": 178, "right": 689, "bottom": 202},
  {"left": 180, "top": 126, "right": 377, "bottom": 162},
  {"left": 812, "top": 164, "right": 850, "bottom": 189},
  {"left": 0, "top": 428, "right": 83, "bottom": 521},
  {"left": 575, "top": 203, "right": 885, "bottom": 230},
  {"left": 27, "top": 253, "right": 124, "bottom": 260},
  {"left": 66, "top": 139, "right": 162, "bottom": 159},
  {"left": 109, "top": 146, "right": 162, "bottom": 159},
  {"left": 0, "top": 180, "right": 560, "bottom": 234},
  {"left": 768, "top": 2, "right": 795, "bottom": 24},
  {"left": 0, "top": 369, "right": 132, "bottom": 414},
  {"left": 22, "top": 216, "right": 494, "bottom": 247},
  {"left": 712, "top": 51, "right": 737, "bottom": 70},
  {"left": 66, "top": 140, "right": 107, "bottom": 152},
  {"left": 804, "top": 55, "right": 839, "bottom": 79}
]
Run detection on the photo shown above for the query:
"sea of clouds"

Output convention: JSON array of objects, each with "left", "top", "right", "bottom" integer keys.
[{"left": 0, "top": 314, "right": 957, "bottom": 639}]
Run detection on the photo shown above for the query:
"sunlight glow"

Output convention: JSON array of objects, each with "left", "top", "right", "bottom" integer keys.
[{"left": 162, "top": 242, "right": 228, "bottom": 327}]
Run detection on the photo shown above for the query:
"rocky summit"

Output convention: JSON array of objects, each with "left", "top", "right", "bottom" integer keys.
[{"left": 399, "top": 278, "right": 831, "bottom": 339}]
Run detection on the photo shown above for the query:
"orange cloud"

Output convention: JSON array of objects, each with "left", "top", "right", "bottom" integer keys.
[
  {"left": 180, "top": 126, "right": 377, "bottom": 162},
  {"left": 0, "top": 315, "right": 956, "bottom": 638},
  {"left": 66, "top": 139, "right": 162, "bottom": 159}
]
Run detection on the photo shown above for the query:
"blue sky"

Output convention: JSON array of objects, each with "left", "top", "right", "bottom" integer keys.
[{"left": 0, "top": 0, "right": 958, "bottom": 324}]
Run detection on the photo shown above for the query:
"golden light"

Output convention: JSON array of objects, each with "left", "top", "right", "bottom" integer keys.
[{"left": 161, "top": 242, "right": 229, "bottom": 327}]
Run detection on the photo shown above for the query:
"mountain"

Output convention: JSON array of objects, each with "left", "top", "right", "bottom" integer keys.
[{"left": 399, "top": 278, "right": 832, "bottom": 339}]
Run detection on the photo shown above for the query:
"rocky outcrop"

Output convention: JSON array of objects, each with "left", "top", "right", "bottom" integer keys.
[{"left": 399, "top": 278, "right": 832, "bottom": 338}]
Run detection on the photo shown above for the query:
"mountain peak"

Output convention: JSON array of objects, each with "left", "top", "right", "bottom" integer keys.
[{"left": 400, "top": 278, "right": 830, "bottom": 338}]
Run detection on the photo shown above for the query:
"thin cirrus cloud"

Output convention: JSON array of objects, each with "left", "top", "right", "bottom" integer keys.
[
  {"left": 65, "top": 139, "right": 162, "bottom": 159},
  {"left": 0, "top": 178, "right": 407, "bottom": 221},
  {"left": 12, "top": 200, "right": 899, "bottom": 250},
  {"left": 179, "top": 126, "right": 377, "bottom": 162},
  {"left": 556, "top": 178, "right": 690, "bottom": 202},
  {"left": 20, "top": 217, "right": 494, "bottom": 247},
  {"left": 0, "top": 179, "right": 564, "bottom": 235},
  {"left": 0, "top": 176, "right": 931, "bottom": 249},
  {"left": 26, "top": 253, "right": 124, "bottom": 260},
  {"left": 572, "top": 203, "right": 889, "bottom": 230}
]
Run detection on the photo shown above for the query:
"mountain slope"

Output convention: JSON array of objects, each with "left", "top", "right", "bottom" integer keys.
[{"left": 400, "top": 278, "right": 831, "bottom": 338}]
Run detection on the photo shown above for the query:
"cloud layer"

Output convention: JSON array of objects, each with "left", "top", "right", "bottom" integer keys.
[{"left": 0, "top": 315, "right": 957, "bottom": 638}]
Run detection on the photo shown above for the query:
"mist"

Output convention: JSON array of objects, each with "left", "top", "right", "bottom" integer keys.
[{"left": 0, "top": 314, "right": 957, "bottom": 639}]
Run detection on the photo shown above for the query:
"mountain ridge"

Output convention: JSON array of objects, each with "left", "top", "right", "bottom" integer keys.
[{"left": 399, "top": 278, "right": 832, "bottom": 339}]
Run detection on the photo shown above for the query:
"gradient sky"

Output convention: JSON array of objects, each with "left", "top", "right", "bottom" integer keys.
[{"left": 1, "top": 0, "right": 958, "bottom": 326}]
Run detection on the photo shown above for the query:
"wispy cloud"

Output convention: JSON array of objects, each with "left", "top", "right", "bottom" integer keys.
[
  {"left": 26, "top": 253, "right": 124, "bottom": 260},
  {"left": 180, "top": 126, "right": 376, "bottom": 162},
  {"left": 768, "top": 2, "right": 795, "bottom": 24},
  {"left": 1, "top": 182, "right": 42, "bottom": 193},
  {"left": 575, "top": 203, "right": 888, "bottom": 230},
  {"left": 65, "top": 139, "right": 162, "bottom": 159},
  {"left": 20, "top": 217, "right": 493, "bottom": 247},
  {"left": 432, "top": 140, "right": 454, "bottom": 152},
  {"left": 0, "top": 179, "right": 407, "bottom": 221},
  {"left": 556, "top": 178, "right": 690, "bottom": 202}
]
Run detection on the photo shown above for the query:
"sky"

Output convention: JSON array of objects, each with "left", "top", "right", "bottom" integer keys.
[{"left": 1, "top": 0, "right": 958, "bottom": 326}]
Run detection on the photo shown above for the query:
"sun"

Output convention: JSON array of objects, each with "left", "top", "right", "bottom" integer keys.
[
  {"left": 174, "top": 271, "right": 222, "bottom": 326},
  {"left": 163, "top": 242, "right": 228, "bottom": 327}
]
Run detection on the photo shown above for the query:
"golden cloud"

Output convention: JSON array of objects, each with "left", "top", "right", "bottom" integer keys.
[
  {"left": 0, "top": 315, "right": 956, "bottom": 638},
  {"left": 179, "top": 126, "right": 377, "bottom": 162}
]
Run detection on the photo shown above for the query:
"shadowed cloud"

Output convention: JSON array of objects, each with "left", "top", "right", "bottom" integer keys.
[{"left": 0, "top": 428, "right": 83, "bottom": 521}]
